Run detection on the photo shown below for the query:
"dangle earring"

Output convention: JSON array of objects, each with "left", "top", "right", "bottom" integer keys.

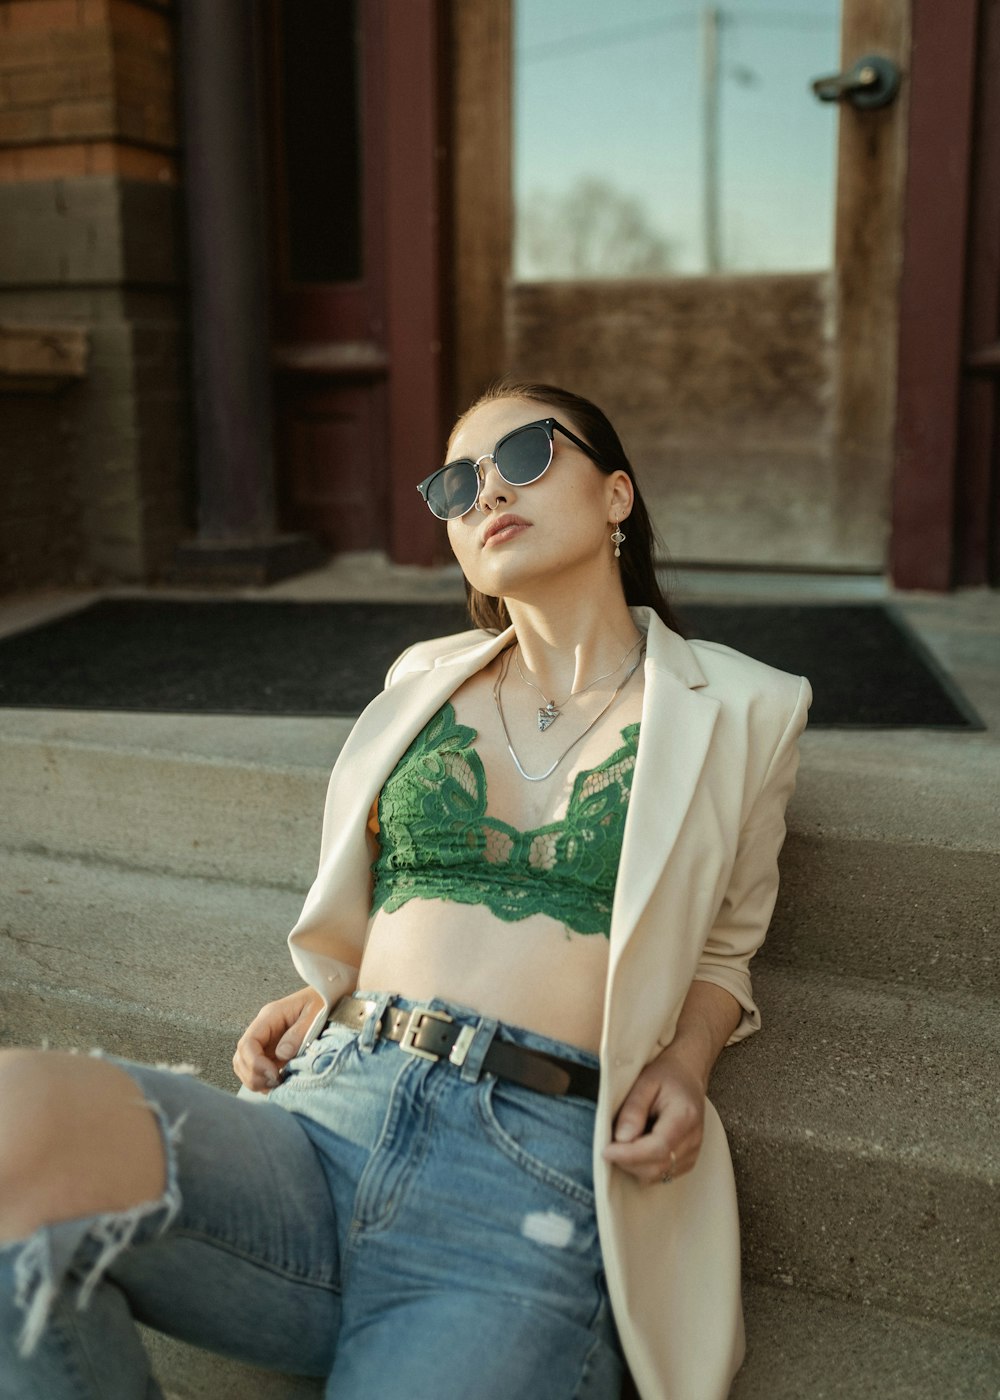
[{"left": 611, "top": 517, "right": 626, "bottom": 558}]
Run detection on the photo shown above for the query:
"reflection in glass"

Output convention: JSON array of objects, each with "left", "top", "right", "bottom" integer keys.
[{"left": 514, "top": 1, "right": 841, "bottom": 280}]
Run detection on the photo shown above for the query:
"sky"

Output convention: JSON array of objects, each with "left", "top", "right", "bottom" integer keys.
[{"left": 514, "top": 0, "right": 842, "bottom": 277}]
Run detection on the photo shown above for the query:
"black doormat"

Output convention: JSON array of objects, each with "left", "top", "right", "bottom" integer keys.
[{"left": 0, "top": 598, "right": 983, "bottom": 729}]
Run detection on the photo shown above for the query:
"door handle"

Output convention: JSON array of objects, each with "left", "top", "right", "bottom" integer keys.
[{"left": 811, "top": 54, "right": 900, "bottom": 109}]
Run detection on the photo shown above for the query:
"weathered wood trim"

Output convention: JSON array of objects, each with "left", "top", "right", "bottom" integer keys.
[
  {"left": 449, "top": 0, "right": 511, "bottom": 419},
  {"left": 832, "top": 0, "right": 912, "bottom": 570}
]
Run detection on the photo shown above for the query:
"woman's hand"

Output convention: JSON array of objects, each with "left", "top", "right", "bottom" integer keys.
[
  {"left": 602, "top": 1049, "right": 706, "bottom": 1185},
  {"left": 233, "top": 985, "right": 327, "bottom": 1092}
]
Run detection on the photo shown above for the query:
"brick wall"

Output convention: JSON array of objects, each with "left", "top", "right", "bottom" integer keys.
[{"left": 0, "top": 0, "right": 188, "bottom": 593}]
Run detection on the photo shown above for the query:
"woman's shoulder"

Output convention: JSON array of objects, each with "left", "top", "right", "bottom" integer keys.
[
  {"left": 687, "top": 636, "right": 805, "bottom": 694},
  {"left": 384, "top": 628, "right": 497, "bottom": 686},
  {"left": 681, "top": 635, "right": 812, "bottom": 732}
]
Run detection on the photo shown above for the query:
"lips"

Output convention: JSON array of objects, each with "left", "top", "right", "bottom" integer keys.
[{"left": 482, "top": 514, "right": 530, "bottom": 547}]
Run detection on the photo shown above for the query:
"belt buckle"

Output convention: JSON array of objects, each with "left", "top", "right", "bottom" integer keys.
[{"left": 399, "top": 1004, "right": 453, "bottom": 1062}]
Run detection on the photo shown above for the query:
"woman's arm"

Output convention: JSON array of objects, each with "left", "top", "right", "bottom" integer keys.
[
  {"left": 602, "top": 980, "right": 740, "bottom": 1183},
  {"left": 604, "top": 671, "right": 812, "bottom": 1183}
]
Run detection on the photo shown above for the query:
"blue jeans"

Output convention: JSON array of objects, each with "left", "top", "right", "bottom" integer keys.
[{"left": 0, "top": 993, "right": 623, "bottom": 1399}]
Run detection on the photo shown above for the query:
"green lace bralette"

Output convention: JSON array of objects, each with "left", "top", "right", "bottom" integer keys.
[{"left": 369, "top": 701, "right": 640, "bottom": 938}]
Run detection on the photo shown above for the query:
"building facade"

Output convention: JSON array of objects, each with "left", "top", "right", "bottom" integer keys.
[{"left": 0, "top": 0, "right": 996, "bottom": 593}]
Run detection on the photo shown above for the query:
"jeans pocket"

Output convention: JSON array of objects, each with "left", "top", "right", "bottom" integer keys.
[
  {"left": 281, "top": 1022, "right": 359, "bottom": 1088},
  {"left": 476, "top": 1075, "right": 597, "bottom": 1210}
]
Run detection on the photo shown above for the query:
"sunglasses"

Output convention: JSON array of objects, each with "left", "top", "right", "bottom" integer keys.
[{"left": 416, "top": 417, "right": 607, "bottom": 521}]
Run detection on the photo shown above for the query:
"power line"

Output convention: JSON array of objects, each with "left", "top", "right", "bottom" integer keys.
[
  {"left": 519, "top": 15, "right": 698, "bottom": 63},
  {"left": 519, "top": 7, "right": 837, "bottom": 64}
]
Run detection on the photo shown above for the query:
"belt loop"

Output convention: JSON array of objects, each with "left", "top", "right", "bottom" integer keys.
[
  {"left": 358, "top": 991, "right": 394, "bottom": 1054},
  {"left": 457, "top": 1017, "right": 498, "bottom": 1084}
]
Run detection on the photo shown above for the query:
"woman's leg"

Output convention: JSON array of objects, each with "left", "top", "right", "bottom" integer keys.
[{"left": 0, "top": 1049, "right": 343, "bottom": 1400}]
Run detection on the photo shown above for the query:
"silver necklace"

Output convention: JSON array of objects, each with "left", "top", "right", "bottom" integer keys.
[
  {"left": 514, "top": 635, "right": 644, "bottom": 731},
  {"left": 493, "top": 643, "right": 645, "bottom": 782}
]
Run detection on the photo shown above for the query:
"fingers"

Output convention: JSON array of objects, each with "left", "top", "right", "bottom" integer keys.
[
  {"left": 232, "top": 993, "right": 309, "bottom": 1092},
  {"left": 603, "top": 1117, "right": 702, "bottom": 1185},
  {"left": 607, "top": 1074, "right": 657, "bottom": 1146},
  {"left": 232, "top": 1023, "right": 280, "bottom": 1092},
  {"left": 603, "top": 1070, "right": 704, "bottom": 1185},
  {"left": 274, "top": 999, "right": 316, "bottom": 1064}
]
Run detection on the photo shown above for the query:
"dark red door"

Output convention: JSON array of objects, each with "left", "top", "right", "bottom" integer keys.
[{"left": 265, "top": 0, "right": 390, "bottom": 554}]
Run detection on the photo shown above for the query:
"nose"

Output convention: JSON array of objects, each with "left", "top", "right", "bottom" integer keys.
[{"left": 473, "top": 453, "right": 510, "bottom": 513}]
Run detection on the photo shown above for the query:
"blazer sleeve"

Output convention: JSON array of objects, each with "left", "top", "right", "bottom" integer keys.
[{"left": 692, "top": 672, "right": 812, "bottom": 1045}]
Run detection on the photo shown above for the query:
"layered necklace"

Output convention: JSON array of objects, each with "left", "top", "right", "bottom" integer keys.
[
  {"left": 514, "top": 635, "right": 645, "bottom": 731},
  {"left": 493, "top": 641, "right": 645, "bottom": 783}
]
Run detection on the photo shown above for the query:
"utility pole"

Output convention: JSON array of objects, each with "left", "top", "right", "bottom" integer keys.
[{"left": 702, "top": 4, "right": 722, "bottom": 273}]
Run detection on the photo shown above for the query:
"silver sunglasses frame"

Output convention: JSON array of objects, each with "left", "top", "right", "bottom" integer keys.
[{"left": 416, "top": 417, "right": 606, "bottom": 521}]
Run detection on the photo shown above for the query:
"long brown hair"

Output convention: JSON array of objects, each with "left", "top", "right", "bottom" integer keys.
[{"left": 450, "top": 379, "right": 685, "bottom": 636}]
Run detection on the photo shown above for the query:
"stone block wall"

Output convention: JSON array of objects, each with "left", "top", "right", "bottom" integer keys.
[
  {"left": 0, "top": 0, "right": 189, "bottom": 593},
  {"left": 506, "top": 275, "right": 851, "bottom": 569}
]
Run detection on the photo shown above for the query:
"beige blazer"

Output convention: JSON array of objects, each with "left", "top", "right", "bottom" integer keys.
[{"left": 286, "top": 606, "right": 812, "bottom": 1400}]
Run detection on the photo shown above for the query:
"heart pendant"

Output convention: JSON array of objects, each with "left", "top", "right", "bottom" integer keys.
[{"left": 537, "top": 705, "right": 560, "bottom": 731}]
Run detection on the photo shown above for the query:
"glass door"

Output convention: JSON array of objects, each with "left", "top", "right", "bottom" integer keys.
[{"left": 507, "top": 0, "right": 905, "bottom": 572}]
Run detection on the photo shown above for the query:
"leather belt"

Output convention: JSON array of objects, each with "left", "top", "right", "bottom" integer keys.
[{"left": 328, "top": 997, "right": 600, "bottom": 1103}]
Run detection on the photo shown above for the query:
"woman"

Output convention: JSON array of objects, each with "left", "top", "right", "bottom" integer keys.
[{"left": 0, "top": 382, "right": 810, "bottom": 1400}]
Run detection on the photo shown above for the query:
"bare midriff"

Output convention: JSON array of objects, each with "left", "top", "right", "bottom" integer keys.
[
  {"left": 354, "top": 655, "right": 645, "bottom": 1056},
  {"left": 357, "top": 903, "right": 610, "bottom": 1053}
]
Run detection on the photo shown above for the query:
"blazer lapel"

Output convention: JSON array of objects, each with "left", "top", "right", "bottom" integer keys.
[
  {"left": 607, "top": 612, "right": 721, "bottom": 982},
  {"left": 313, "top": 626, "right": 516, "bottom": 887}
]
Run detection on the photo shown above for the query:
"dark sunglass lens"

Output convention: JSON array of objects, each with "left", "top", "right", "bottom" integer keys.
[
  {"left": 428, "top": 461, "right": 479, "bottom": 519},
  {"left": 496, "top": 425, "right": 552, "bottom": 484}
]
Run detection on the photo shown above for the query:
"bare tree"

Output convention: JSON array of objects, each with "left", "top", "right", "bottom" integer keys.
[{"left": 518, "top": 177, "right": 679, "bottom": 279}]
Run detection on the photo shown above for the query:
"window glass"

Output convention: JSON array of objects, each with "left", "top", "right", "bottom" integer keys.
[{"left": 513, "top": 0, "right": 841, "bottom": 279}]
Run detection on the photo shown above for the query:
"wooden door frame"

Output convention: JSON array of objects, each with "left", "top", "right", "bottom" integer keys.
[
  {"left": 955, "top": 0, "right": 1000, "bottom": 586},
  {"left": 891, "top": 0, "right": 983, "bottom": 589},
  {"left": 451, "top": 0, "right": 918, "bottom": 576}
]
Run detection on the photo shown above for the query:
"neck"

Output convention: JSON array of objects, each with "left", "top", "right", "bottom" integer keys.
[{"left": 503, "top": 588, "right": 644, "bottom": 698}]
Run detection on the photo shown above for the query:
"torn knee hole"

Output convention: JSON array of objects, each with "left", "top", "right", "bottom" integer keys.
[{"left": 8, "top": 1093, "right": 187, "bottom": 1359}]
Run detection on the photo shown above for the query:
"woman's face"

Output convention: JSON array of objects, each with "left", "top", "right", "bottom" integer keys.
[{"left": 443, "top": 397, "right": 632, "bottom": 604}]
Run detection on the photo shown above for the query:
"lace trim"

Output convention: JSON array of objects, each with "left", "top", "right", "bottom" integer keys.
[{"left": 370, "top": 702, "right": 639, "bottom": 937}]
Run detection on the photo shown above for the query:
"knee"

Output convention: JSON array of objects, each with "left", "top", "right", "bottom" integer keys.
[
  {"left": 0, "top": 1051, "right": 84, "bottom": 1237},
  {"left": 0, "top": 1050, "right": 62, "bottom": 1191},
  {"left": 0, "top": 1050, "right": 167, "bottom": 1242}
]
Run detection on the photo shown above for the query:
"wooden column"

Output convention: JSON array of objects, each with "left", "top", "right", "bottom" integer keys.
[{"left": 173, "top": 0, "right": 321, "bottom": 583}]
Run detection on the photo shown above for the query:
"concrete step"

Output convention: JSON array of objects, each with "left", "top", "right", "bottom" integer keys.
[
  {"left": 731, "top": 1282, "right": 1000, "bottom": 1400},
  {"left": 145, "top": 1280, "right": 1000, "bottom": 1400},
  {"left": 713, "top": 962, "right": 1000, "bottom": 1333},
  {"left": 767, "top": 725, "right": 1000, "bottom": 998},
  {"left": 3, "top": 709, "right": 999, "bottom": 998},
  {"left": 0, "top": 708, "right": 347, "bottom": 890},
  {"left": 2, "top": 852, "right": 997, "bottom": 1332},
  {"left": 0, "top": 848, "right": 303, "bottom": 1087}
]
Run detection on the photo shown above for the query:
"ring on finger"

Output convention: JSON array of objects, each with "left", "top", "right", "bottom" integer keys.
[{"left": 660, "top": 1150, "right": 677, "bottom": 1185}]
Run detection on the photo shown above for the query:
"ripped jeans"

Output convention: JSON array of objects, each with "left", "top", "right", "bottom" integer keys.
[{"left": 0, "top": 993, "right": 623, "bottom": 1400}]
